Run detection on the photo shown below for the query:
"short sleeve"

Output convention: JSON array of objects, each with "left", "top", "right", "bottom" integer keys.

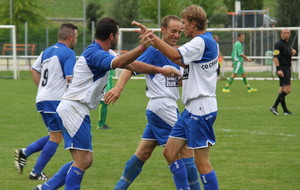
[{"left": 31, "top": 52, "right": 43, "bottom": 73}]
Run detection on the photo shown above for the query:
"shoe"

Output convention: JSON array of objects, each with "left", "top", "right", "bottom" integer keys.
[
  {"left": 222, "top": 88, "right": 230, "bottom": 93},
  {"left": 284, "top": 111, "right": 293, "bottom": 115},
  {"left": 15, "top": 148, "right": 27, "bottom": 174},
  {"left": 97, "top": 125, "right": 111, "bottom": 130},
  {"left": 29, "top": 171, "right": 48, "bottom": 180},
  {"left": 248, "top": 88, "right": 258, "bottom": 93},
  {"left": 33, "top": 184, "right": 42, "bottom": 190},
  {"left": 269, "top": 107, "right": 279, "bottom": 115}
]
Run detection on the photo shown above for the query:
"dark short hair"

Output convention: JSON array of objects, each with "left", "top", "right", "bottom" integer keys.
[
  {"left": 95, "top": 17, "right": 119, "bottom": 41},
  {"left": 161, "top": 15, "right": 181, "bottom": 28},
  {"left": 58, "top": 23, "right": 78, "bottom": 41}
]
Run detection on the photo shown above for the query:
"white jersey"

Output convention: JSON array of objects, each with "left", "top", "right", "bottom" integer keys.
[
  {"left": 62, "top": 42, "right": 116, "bottom": 109},
  {"left": 136, "top": 46, "right": 180, "bottom": 101},
  {"left": 32, "top": 42, "right": 76, "bottom": 104},
  {"left": 178, "top": 32, "right": 218, "bottom": 115}
]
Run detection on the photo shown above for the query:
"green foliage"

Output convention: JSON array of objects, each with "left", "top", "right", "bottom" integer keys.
[
  {"left": 111, "top": 0, "right": 139, "bottom": 27},
  {"left": 223, "top": 0, "right": 263, "bottom": 12},
  {"left": 1, "top": 71, "right": 300, "bottom": 189},
  {"left": 86, "top": 2, "right": 104, "bottom": 32},
  {"left": 0, "top": 0, "right": 47, "bottom": 31},
  {"left": 275, "top": 0, "right": 300, "bottom": 27}
]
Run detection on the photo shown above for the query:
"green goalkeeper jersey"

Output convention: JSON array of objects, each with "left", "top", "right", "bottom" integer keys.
[{"left": 231, "top": 41, "right": 244, "bottom": 63}]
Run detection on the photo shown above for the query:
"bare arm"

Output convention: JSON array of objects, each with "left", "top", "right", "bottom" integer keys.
[
  {"left": 31, "top": 69, "right": 41, "bottom": 87},
  {"left": 273, "top": 57, "right": 284, "bottom": 77},
  {"left": 241, "top": 54, "right": 251, "bottom": 62},
  {"left": 111, "top": 30, "right": 153, "bottom": 69},
  {"left": 104, "top": 69, "right": 133, "bottom": 104},
  {"left": 132, "top": 21, "right": 182, "bottom": 64}
]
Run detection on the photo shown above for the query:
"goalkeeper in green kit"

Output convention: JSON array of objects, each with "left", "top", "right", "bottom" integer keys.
[
  {"left": 97, "top": 69, "right": 115, "bottom": 129},
  {"left": 222, "top": 33, "right": 257, "bottom": 93}
]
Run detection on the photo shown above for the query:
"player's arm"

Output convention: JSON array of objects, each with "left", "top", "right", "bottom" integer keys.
[
  {"left": 241, "top": 54, "right": 251, "bottom": 62},
  {"left": 291, "top": 48, "right": 297, "bottom": 56},
  {"left": 104, "top": 69, "right": 133, "bottom": 104},
  {"left": 273, "top": 57, "right": 284, "bottom": 77},
  {"left": 31, "top": 68, "right": 41, "bottom": 87},
  {"left": 124, "top": 61, "right": 180, "bottom": 77},
  {"left": 132, "top": 21, "right": 182, "bottom": 64},
  {"left": 111, "top": 30, "right": 153, "bottom": 69}
]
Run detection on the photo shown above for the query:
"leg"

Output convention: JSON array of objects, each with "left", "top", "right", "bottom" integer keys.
[
  {"left": 114, "top": 140, "right": 157, "bottom": 190},
  {"left": 164, "top": 138, "right": 190, "bottom": 190},
  {"left": 65, "top": 149, "right": 92, "bottom": 190},
  {"left": 30, "top": 131, "right": 62, "bottom": 180},
  {"left": 15, "top": 136, "right": 49, "bottom": 174},
  {"left": 223, "top": 73, "right": 236, "bottom": 92},
  {"left": 194, "top": 147, "right": 218, "bottom": 190},
  {"left": 180, "top": 146, "right": 201, "bottom": 190},
  {"left": 281, "top": 85, "right": 292, "bottom": 114},
  {"left": 98, "top": 101, "right": 109, "bottom": 128}
]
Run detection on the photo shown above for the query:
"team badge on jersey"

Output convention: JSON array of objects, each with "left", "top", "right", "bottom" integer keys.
[
  {"left": 165, "top": 77, "right": 178, "bottom": 87},
  {"left": 273, "top": 50, "right": 280, "bottom": 55}
]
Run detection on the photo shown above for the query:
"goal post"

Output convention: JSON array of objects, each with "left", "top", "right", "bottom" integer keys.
[
  {"left": 0, "top": 25, "right": 18, "bottom": 79},
  {"left": 116, "top": 27, "right": 300, "bottom": 80}
]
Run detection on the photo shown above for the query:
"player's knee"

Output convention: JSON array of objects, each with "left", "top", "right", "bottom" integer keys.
[
  {"left": 49, "top": 132, "right": 63, "bottom": 143},
  {"left": 163, "top": 147, "right": 176, "bottom": 163}
]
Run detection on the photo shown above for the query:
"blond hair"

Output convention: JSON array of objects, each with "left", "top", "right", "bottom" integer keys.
[{"left": 180, "top": 5, "right": 207, "bottom": 30}]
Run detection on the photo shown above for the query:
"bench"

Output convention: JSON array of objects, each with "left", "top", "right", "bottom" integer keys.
[{"left": 2, "top": 44, "right": 36, "bottom": 55}]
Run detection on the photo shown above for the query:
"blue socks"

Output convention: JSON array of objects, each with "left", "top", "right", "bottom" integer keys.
[
  {"left": 114, "top": 155, "right": 144, "bottom": 190},
  {"left": 170, "top": 159, "right": 190, "bottom": 190},
  {"left": 42, "top": 161, "right": 73, "bottom": 190},
  {"left": 32, "top": 140, "right": 59, "bottom": 174},
  {"left": 200, "top": 170, "right": 219, "bottom": 190},
  {"left": 182, "top": 157, "right": 201, "bottom": 190},
  {"left": 24, "top": 136, "right": 49, "bottom": 157},
  {"left": 65, "top": 166, "right": 85, "bottom": 190}
]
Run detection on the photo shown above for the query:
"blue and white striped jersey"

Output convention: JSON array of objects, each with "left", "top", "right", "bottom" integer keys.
[
  {"left": 62, "top": 41, "right": 116, "bottom": 109},
  {"left": 137, "top": 46, "right": 180, "bottom": 100},
  {"left": 32, "top": 42, "right": 76, "bottom": 111},
  {"left": 178, "top": 32, "right": 218, "bottom": 105}
]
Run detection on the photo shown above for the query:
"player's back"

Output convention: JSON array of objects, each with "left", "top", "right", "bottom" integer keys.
[{"left": 34, "top": 42, "right": 75, "bottom": 103}]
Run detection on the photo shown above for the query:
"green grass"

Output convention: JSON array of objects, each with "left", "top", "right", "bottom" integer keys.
[{"left": 1, "top": 71, "right": 300, "bottom": 190}]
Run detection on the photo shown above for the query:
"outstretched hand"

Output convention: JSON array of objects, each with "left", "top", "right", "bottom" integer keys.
[{"left": 132, "top": 21, "right": 154, "bottom": 49}]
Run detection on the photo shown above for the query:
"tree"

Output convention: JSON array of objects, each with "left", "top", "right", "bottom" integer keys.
[
  {"left": 0, "top": 0, "right": 47, "bottom": 35},
  {"left": 223, "top": 0, "right": 263, "bottom": 12},
  {"left": 276, "top": 0, "right": 300, "bottom": 27},
  {"left": 86, "top": 2, "right": 104, "bottom": 32},
  {"left": 111, "top": 0, "right": 139, "bottom": 28}
]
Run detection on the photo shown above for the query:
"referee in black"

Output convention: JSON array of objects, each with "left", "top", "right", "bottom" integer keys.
[{"left": 269, "top": 28, "right": 297, "bottom": 115}]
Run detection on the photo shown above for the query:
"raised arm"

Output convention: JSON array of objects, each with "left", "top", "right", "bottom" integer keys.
[{"left": 132, "top": 21, "right": 182, "bottom": 64}]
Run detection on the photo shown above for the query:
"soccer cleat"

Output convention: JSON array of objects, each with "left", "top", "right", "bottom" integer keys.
[
  {"left": 97, "top": 125, "right": 111, "bottom": 130},
  {"left": 283, "top": 111, "right": 293, "bottom": 115},
  {"left": 269, "top": 106, "right": 279, "bottom": 116},
  {"left": 222, "top": 88, "right": 230, "bottom": 93},
  {"left": 248, "top": 88, "right": 258, "bottom": 93},
  {"left": 33, "top": 184, "right": 42, "bottom": 190},
  {"left": 15, "top": 148, "right": 27, "bottom": 174},
  {"left": 29, "top": 171, "right": 48, "bottom": 180}
]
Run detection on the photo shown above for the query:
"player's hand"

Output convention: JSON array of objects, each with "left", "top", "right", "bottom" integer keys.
[
  {"left": 104, "top": 87, "right": 122, "bottom": 104},
  {"left": 160, "top": 67, "right": 181, "bottom": 78},
  {"left": 140, "top": 30, "right": 154, "bottom": 48},
  {"left": 247, "top": 58, "right": 252, "bottom": 62},
  {"left": 291, "top": 48, "right": 297, "bottom": 56},
  {"left": 277, "top": 70, "right": 284, "bottom": 78},
  {"left": 132, "top": 21, "right": 148, "bottom": 34}
]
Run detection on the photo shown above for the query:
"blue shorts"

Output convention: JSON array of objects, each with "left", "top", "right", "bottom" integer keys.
[
  {"left": 142, "top": 110, "right": 173, "bottom": 146},
  {"left": 57, "top": 100, "right": 93, "bottom": 152},
  {"left": 170, "top": 109, "right": 217, "bottom": 149},
  {"left": 37, "top": 101, "right": 61, "bottom": 132}
]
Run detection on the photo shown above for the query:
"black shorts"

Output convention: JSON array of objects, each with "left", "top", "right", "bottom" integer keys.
[{"left": 279, "top": 67, "right": 291, "bottom": 86}]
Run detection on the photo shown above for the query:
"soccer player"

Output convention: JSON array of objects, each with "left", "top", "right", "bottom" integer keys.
[
  {"left": 33, "top": 17, "right": 180, "bottom": 190},
  {"left": 222, "top": 33, "right": 257, "bottom": 93},
  {"left": 14, "top": 23, "right": 78, "bottom": 180},
  {"left": 269, "top": 28, "right": 296, "bottom": 115},
  {"left": 133, "top": 5, "right": 220, "bottom": 189},
  {"left": 105, "top": 15, "right": 200, "bottom": 190}
]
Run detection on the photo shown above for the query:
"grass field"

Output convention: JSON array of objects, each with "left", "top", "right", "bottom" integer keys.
[{"left": 0, "top": 71, "right": 299, "bottom": 190}]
